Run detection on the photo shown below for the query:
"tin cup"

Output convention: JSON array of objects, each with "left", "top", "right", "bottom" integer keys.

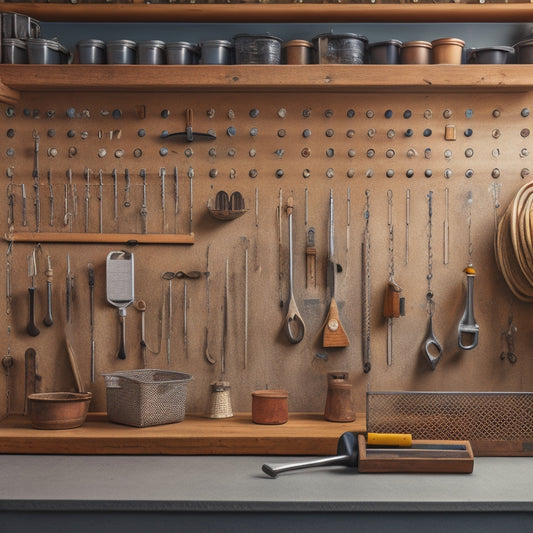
[
  {"left": 106, "top": 39, "right": 136, "bottom": 65},
  {"left": 166, "top": 41, "right": 198, "bottom": 65},
  {"left": 77, "top": 39, "right": 106, "bottom": 64},
  {"left": 2, "top": 38, "right": 27, "bottom": 64},
  {"left": 137, "top": 40, "right": 166, "bottom": 65},
  {"left": 431, "top": 38, "right": 465, "bottom": 64},
  {"left": 368, "top": 39, "right": 402, "bottom": 65},
  {"left": 282, "top": 39, "right": 313, "bottom": 64},
  {"left": 400, "top": 40, "right": 432, "bottom": 65},
  {"left": 199, "top": 40, "right": 232, "bottom": 65}
]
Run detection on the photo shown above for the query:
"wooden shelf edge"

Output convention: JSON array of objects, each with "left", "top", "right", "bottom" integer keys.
[
  {"left": 0, "top": 78, "right": 20, "bottom": 105},
  {"left": 1, "top": 3, "right": 533, "bottom": 23},
  {"left": 1, "top": 65, "right": 533, "bottom": 94},
  {"left": 3, "top": 231, "right": 195, "bottom": 245}
]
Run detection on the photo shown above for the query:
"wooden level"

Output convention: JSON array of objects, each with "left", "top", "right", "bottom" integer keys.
[{"left": 0, "top": 3, "right": 532, "bottom": 23}]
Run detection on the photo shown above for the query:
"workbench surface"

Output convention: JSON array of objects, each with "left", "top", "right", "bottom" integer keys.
[{"left": 0, "top": 454, "right": 532, "bottom": 532}]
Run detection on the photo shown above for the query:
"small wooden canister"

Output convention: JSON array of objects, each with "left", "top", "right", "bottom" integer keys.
[
  {"left": 431, "top": 37, "right": 465, "bottom": 64},
  {"left": 283, "top": 39, "right": 313, "bottom": 64},
  {"left": 324, "top": 372, "right": 355, "bottom": 422},
  {"left": 400, "top": 40, "right": 432, "bottom": 65},
  {"left": 252, "top": 389, "right": 289, "bottom": 424}
]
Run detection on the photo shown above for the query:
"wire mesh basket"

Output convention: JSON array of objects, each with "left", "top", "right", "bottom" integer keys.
[{"left": 103, "top": 369, "right": 192, "bottom": 427}]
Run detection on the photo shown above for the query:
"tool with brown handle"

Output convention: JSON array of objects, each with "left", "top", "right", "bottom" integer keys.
[
  {"left": 323, "top": 190, "right": 349, "bottom": 347},
  {"left": 43, "top": 256, "right": 53, "bottom": 327}
]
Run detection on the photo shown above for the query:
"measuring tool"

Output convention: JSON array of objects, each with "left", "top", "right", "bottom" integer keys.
[
  {"left": 43, "top": 256, "right": 53, "bottom": 327},
  {"left": 423, "top": 191, "right": 443, "bottom": 370},
  {"left": 323, "top": 189, "right": 349, "bottom": 347},
  {"left": 106, "top": 251, "right": 135, "bottom": 360},
  {"left": 382, "top": 190, "right": 404, "bottom": 366},
  {"left": 284, "top": 196, "right": 305, "bottom": 344}
]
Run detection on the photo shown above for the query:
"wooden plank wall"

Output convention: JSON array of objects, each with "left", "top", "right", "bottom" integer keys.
[{"left": 1, "top": 90, "right": 531, "bottom": 417}]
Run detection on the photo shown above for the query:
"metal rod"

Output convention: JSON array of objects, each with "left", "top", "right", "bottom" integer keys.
[
  {"left": 183, "top": 280, "right": 188, "bottom": 359},
  {"left": 112, "top": 168, "right": 118, "bottom": 222},
  {"left": 47, "top": 170, "right": 53, "bottom": 227},
  {"left": 160, "top": 167, "right": 166, "bottom": 232},
  {"left": 88, "top": 263, "right": 95, "bottom": 382},
  {"left": 43, "top": 255, "right": 53, "bottom": 327},
  {"left": 244, "top": 245, "right": 248, "bottom": 369},
  {"left": 443, "top": 187, "right": 449, "bottom": 265},
  {"left": 98, "top": 169, "right": 103, "bottom": 233},
  {"left": 140, "top": 169, "right": 147, "bottom": 234},
  {"left": 405, "top": 188, "right": 410, "bottom": 265},
  {"left": 188, "top": 166, "right": 194, "bottom": 234},
  {"left": 21, "top": 183, "right": 27, "bottom": 227},
  {"left": 32, "top": 130, "right": 40, "bottom": 233},
  {"left": 84, "top": 168, "right": 90, "bottom": 232}
]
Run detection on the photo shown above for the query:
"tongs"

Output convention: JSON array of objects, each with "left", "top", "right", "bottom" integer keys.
[{"left": 165, "top": 108, "right": 216, "bottom": 142}]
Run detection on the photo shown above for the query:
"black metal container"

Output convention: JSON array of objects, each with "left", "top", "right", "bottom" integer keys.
[
  {"left": 77, "top": 39, "right": 106, "bottom": 64},
  {"left": 137, "top": 40, "right": 166, "bottom": 65},
  {"left": 233, "top": 34, "right": 282, "bottom": 64},
  {"left": 2, "top": 37, "right": 27, "bottom": 64},
  {"left": 166, "top": 41, "right": 198, "bottom": 65},
  {"left": 514, "top": 40, "right": 533, "bottom": 64},
  {"left": 1, "top": 12, "right": 40, "bottom": 40},
  {"left": 368, "top": 39, "right": 402, "bottom": 65},
  {"left": 312, "top": 32, "right": 368, "bottom": 64},
  {"left": 467, "top": 46, "right": 514, "bottom": 64},
  {"left": 27, "top": 38, "right": 70, "bottom": 64},
  {"left": 106, "top": 39, "right": 136, "bottom": 65},
  {"left": 199, "top": 40, "right": 232, "bottom": 65}
]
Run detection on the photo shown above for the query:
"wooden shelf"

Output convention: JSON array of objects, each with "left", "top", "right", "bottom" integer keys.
[
  {"left": 0, "top": 412, "right": 365, "bottom": 455},
  {"left": 1, "top": 65, "right": 533, "bottom": 103},
  {"left": 1, "top": 3, "right": 533, "bottom": 23}
]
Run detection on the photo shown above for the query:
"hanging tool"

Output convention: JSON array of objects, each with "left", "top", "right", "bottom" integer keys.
[
  {"left": 423, "top": 191, "right": 443, "bottom": 370},
  {"left": 7, "top": 169, "right": 15, "bottom": 233},
  {"left": 98, "top": 170, "right": 103, "bottom": 233},
  {"left": 2, "top": 340, "right": 13, "bottom": 417},
  {"left": 458, "top": 265, "right": 479, "bottom": 350},
  {"left": 183, "top": 280, "right": 189, "bottom": 359},
  {"left": 443, "top": 187, "right": 450, "bottom": 265},
  {"left": 21, "top": 183, "right": 27, "bottom": 227},
  {"left": 27, "top": 250, "right": 40, "bottom": 337},
  {"left": 500, "top": 314, "right": 517, "bottom": 364},
  {"left": 405, "top": 188, "right": 410, "bottom": 265},
  {"left": 174, "top": 165, "right": 179, "bottom": 222},
  {"left": 112, "top": 168, "right": 118, "bottom": 223},
  {"left": 306, "top": 227, "right": 317, "bottom": 289},
  {"left": 222, "top": 257, "right": 229, "bottom": 376},
  {"left": 346, "top": 187, "right": 351, "bottom": 257},
  {"left": 278, "top": 188, "right": 283, "bottom": 308},
  {"left": 362, "top": 190, "right": 371, "bottom": 372},
  {"left": 66, "top": 254, "right": 74, "bottom": 324},
  {"left": 160, "top": 167, "right": 166, "bottom": 232},
  {"left": 284, "top": 197, "right": 305, "bottom": 344},
  {"left": 140, "top": 169, "right": 148, "bottom": 234},
  {"left": 106, "top": 251, "right": 135, "bottom": 360},
  {"left": 24, "top": 347, "right": 38, "bottom": 414},
  {"left": 88, "top": 263, "right": 95, "bottom": 382},
  {"left": 67, "top": 168, "right": 77, "bottom": 219},
  {"left": 6, "top": 241, "right": 12, "bottom": 316},
  {"left": 166, "top": 108, "right": 217, "bottom": 142},
  {"left": 84, "top": 168, "right": 91, "bottom": 232},
  {"left": 244, "top": 242, "right": 249, "bottom": 369},
  {"left": 135, "top": 300, "right": 147, "bottom": 367},
  {"left": 204, "top": 245, "right": 216, "bottom": 365},
  {"left": 162, "top": 271, "right": 175, "bottom": 364},
  {"left": 383, "top": 190, "right": 403, "bottom": 366},
  {"left": 32, "top": 129, "right": 41, "bottom": 232},
  {"left": 188, "top": 166, "right": 194, "bottom": 234},
  {"left": 123, "top": 168, "right": 131, "bottom": 208},
  {"left": 47, "top": 170, "right": 53, "bottom": 227},
  {"left": 323, "top": 189, "right": 349, "bottom": 348},
  {"left": 65, "top": 338, "right": 84, "bottom": 393},
  {"left": 43, "top": 256, "right": 53, "bottom": 327}
]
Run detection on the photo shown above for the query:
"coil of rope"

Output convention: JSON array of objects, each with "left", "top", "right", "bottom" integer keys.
[{"left": 495, "top": 180, "right": 533, "bottom": 302}]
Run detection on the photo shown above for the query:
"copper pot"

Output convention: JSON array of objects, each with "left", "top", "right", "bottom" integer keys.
[
  {"left": 27, "top": 392, "right": 92, "bottom": 430},
  {"left": 252, "top": 389, "right": 288, "bottom": 424},
  {"left": 400, "top": 40, "right": 432, "bottom": 65},
  {"left": 431, "top": 38, "right": 465, "bottom": 64},
  {"left": 283, "top": 39, "right": 313, "bottom": 64}
]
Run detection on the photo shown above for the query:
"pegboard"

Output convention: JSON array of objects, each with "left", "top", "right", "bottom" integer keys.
[{"left": 1, "top": 90, "right": 532, "bottom": 417}]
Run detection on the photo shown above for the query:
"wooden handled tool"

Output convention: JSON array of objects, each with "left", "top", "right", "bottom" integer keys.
[{"left": 323, "top": 190, "right": 349, "bottom": 348}]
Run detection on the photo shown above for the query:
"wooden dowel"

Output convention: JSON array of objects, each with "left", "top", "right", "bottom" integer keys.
[{"left": 4, "top": 232, "right": 195, "bottom": 245}]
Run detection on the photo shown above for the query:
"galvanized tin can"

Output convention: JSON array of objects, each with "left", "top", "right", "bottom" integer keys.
[
  {"left": 77, "top": 39, "right": 106, "bottom": 64},
  {"left": 27, "top": 38, "right": 70, "bottom": 65},
  {"left": 199, "top": 39, "right": 232, "bottom": 65},
  {"left": 400, "top": 40, "right": 432, "bottom": 65},
  {"left": 106, "top": 39, "right": 136, "bottom": 65},
  {"left": 312, "top": 32, "right": 368, "bottom": 64},
  {"left": 233, "top": 33, "right": 282, "bottom": 64},
  {"left": 137, "top": 40, "right": 166, "bottom": 65},
  {"left": 431, "top": 37, "right": 465, "bottom": 65},
  {"left": 282, "top": 39, "right": 313, "bottom": 64},
  {"left": 514, "top": 39, "right": 533, "bottom": 64},
  {"left": 2, "top": 37, "right": 27, "bottom": 64},
  {"left": 467, "top": 46, "right": 514, "bottom": 64},
  {"left": 368, "top": 39, "right": 402, "bottom": 65},
  {"left": 166, "top": 41, "right": 198, "bottom": 65}
]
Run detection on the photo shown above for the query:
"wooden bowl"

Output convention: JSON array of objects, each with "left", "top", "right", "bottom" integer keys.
[{"left": 27, "top": 392, "right": 92, "bottom": 430}]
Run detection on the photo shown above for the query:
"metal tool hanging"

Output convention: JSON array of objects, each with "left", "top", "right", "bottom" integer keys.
[
  {"left": 106, "top": 251, "right": 135, "bottom": 360},
  {"left": 382, "top": 190, "right": 404, "bottom": 366},
  {"left": 43, "top": 255, "right": 53, "bottom": 327},
  {"left": 500, "top": 313, "right": 517, "bottom": 364},
  {"left": 457, "top": 192, "right": 479, "bottom": 351},
  {"left": 362, "top": 190, "right": 371, "bottom": 372},
  {"left": 284, "top": 196, "right": 305, "bottom": 344},
  {"left": 26, "top": 248, "right": 40, "bottom": 337},
  {"left": 32, "top": 129, "right": 41, "bottom": 233},
  {"left": 422, "top": 191, "right": 443, "bottom": 370},
  {"left": 204, "top": 245, "right": 216, "bottom": 365},
  {"left": 323, "top": 189, "right": 349, "bottom": 348},
  {"left": 88, "top": 263, "right": 96, "bottom": 382}
]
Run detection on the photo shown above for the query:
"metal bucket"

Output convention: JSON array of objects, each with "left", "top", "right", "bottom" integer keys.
[
  {"left": 467, "top": 46, "right": 514, "bottom": 64},
  {"left": 199, "top": 40, "right": 232, "bottom": 65},
  {"left": 166, "top": 41, "right": 198, "bottom": 65},
  {"left": 137, "top": 40, "right": 166, "bottom": 65},
  {"left": 312, "top": 32, "right": 368, "bottom": 64},
  {"left": 233, "top": 33, "right": 282, "bottom": 64},
  {"left": 368, "top": 39, "right": 402, "bottom": 65},
  {"left": 106, "top": 39, "right": 136, "bottom": 65},
  {"left": 1, "top": 12, "right": 40, "bottom": 40},
  {"left": 2, "top": 38, "right": 27, "bottom": 64},
  {"left": 77, "top": 39, "right": 106, "bottom": 64},
  {"left": 27, "top": 38, "right": 70, "bottom": 65}
]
